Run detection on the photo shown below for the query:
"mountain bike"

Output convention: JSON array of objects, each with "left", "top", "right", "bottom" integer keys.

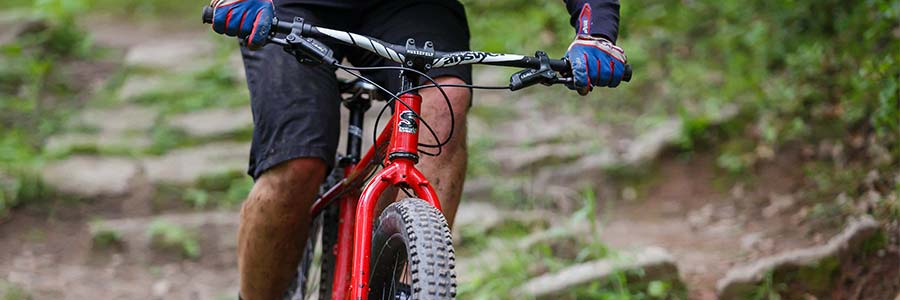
[{"left": 202, "top": 7, "right": 631, "bottom": 300}]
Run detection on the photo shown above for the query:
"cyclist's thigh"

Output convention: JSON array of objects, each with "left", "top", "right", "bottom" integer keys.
[
  {"left": 346, "top": 0, "right": 473, "bottom": 94},
  {"left": 241, "top": 4, "right": 354, "bottom": 179}
]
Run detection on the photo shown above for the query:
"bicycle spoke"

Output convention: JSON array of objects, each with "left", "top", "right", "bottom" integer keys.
[{"left": 389, "top": 251, "right": 400, "bottom": 300}]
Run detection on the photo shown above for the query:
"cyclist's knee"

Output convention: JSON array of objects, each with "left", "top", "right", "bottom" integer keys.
[
  {"left": 260, "top": 157, "right": 327, "bottom": 184},
  {"left": 431, "top": 76, "right": 471, "bottom": 110},
  {"left": 246, "top": 158, "right": 327, "bottom": 209},
  {"left": 420, "top": 76, "right": 470, "bottom": 144}
]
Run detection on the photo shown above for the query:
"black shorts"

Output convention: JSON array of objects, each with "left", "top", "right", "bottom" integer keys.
[{"left": 241, "top": 0, "right": 472, "bottom": 179}]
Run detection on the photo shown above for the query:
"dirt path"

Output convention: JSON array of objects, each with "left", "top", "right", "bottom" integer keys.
[
  {"left": 597, "top": 151, "right": 828, "bottom": 298},
  {"left": 0, "top": 205, "right": 239, "bottom": 299}
]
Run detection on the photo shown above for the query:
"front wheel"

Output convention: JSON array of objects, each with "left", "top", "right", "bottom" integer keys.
[{"left": 369, "top": 198, "right": 457, "bottom": 300}]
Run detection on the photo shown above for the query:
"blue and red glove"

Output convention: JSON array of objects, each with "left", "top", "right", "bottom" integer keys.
[
  {"left": 210, "top": 0, "right": 274, "bottom": 49},
  {"left": 565, "top": 4, "right": 627, "bottom": 94}
]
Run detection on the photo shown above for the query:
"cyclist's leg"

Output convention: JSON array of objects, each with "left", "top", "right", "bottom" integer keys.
[
  {"left": 237, "top": 4, "right": 354, "bottom": 299},
  {"left": 239, "top": 159, "right": 326, "bottom": 300},
  {"left": 416, "top": 76, "right": 470, "bottom": 228},
  {"left": 347, "top": 0, "right": 473, "bottom": 228}
]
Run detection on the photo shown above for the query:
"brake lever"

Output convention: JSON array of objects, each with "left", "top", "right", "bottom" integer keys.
[
  {"left": 279, "top": 17, "right": 336, "bottom": 66},
  {"left": 550, "top": 77, "right": 573, "bottom": 85},
  {"left": 509, "top": 51, "right": 558, "bottom": 91}
]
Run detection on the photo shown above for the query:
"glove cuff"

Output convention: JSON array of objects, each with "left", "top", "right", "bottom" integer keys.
[
  {"left": 575, "top": 34, "right": 612, "bottom": 43},
  {"left": 569, "top": 35, "right": 627, "bottom": 63}
]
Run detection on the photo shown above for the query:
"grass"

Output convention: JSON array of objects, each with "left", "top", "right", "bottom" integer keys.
[
  {"left": 146, "top": 219, "right": 201, "bottom": 259},
  {"left": 129, "top": 61, "right": 249, "bottom": 115},
  {"left": 0, "top": 168, "right": 51, "bottom": 219},
  {"left": 182, "top": 170, "right": 252, "bottom": 209},
  {"left": 89, "top": 219, "right": 124, "bottom": 249},
  {"left": 0, "top": 280, "right": 30, "bottom": 300},
  {"left": 456, "top": 192, "right": 685, "bottom": 300},
  {"left": 0, "top": 0, "right": 104, "bottom": 216}
]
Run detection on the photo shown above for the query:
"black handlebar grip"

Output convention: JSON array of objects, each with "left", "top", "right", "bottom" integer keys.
[
  {"left": 549, "top": 59, "right": 569, "bottom": 73},
  {"left": 622, "top": 64, "right": 632, "bottom": 82},
  {"left": 202, "top": 6, "right": 214, "bottom": 24}
]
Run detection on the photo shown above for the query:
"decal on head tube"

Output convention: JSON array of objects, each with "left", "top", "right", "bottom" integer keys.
[{"left": 398, "top": 111, "right": 418, "bottom": 134}]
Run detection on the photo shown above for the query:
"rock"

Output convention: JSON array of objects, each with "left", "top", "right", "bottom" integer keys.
[
  {"left": 492, "top": 111, "right": 603, "bottom": 147},
  {"left": 151, "top": 280, "right": 171, "bottom": 298},
  {"left": 118, "top": 75, "right": 164, "bottom": 101},
  {"left": 167, "top": 107, "right": 253, "bottom": 138},
  {"left": 532, "top": 150, "right": 616, "bottom": 192},
  {"left": 124, "top": 38, "right": 214, "bottom": 70},
  {"left": 519, "top": 247, "right": 681, "bottom": 299},
  {"left": 488, "top": 141, "right": 596, "bottom": 172},
  {"left": 0, "top": 10, "right": 31, "bottom": 45},
  {"left": 141, "top": 142, "right": 249, "bottom": 184},
  {"left": 687, "top": 204, "right": 715, "bottom": 229},
  {"left": 45, "top": 133, "right": 153, "bottom": 154},
  {"left": 89, "top": 212, "right": 239, "bottom": 258},
  {"left": 762, "top": 193, "right": 795, "bottom": 218},
  {"left": 41, "top": 156, "right": 141, "bottom": 198},
  {"left": 46, "top": 106, "right": 159, "bottom": 153},
  {"left": 716, "top": 216, "right": 881, "bottom": 299},
  {"left": 454, "top": 202, "right": 504, "bottom": 232},
  {"left": 456, "top": 222, "right": 586, "bottom": 281},
  {"left": 622, "top": 119, "right": 682, "bottom": 164},
  {"left": 461, "top": 177, "right": 494, "bottom": 200},
  {"left": 740, "top": 232, "right": 764, "bottom": 251},
  {"left": 74, "top": 106, "right": 159, "bottom": 134},
  {"left": 454, "top": 201, "right": 553, "bottom": 239}
]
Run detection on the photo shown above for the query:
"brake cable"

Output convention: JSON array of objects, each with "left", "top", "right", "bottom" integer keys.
[{"left": 334, "top": 65, "right": 447, "bottom": 156}]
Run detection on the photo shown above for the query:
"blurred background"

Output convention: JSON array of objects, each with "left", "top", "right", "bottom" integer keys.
[{"left": 0, "top": 0, "right": 898, "bottom": 299}]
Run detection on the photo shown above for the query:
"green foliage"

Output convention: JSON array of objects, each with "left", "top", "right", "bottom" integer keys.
[
  {"left": 146, "top": 125, "right": 190, "bottom": 155},
  {"left": 572, "top": 186, "right": 598, "bottom": 235},
  {"left": 466, "top": 135, "right": 498, "bottom": 178},
  {"left": 132, "top": 62, "right": 249, "bottom": 114},
  {"left": 748, "top": 271, "right": 787, "bottom": 300},
  {"left": 461, "top": 0, "right": 573, "bottom": 55},
  {"left": 89, "top": 219, "right": 123, "bottom": 248},
  {"left": 0, "top": 0, "right": 96, "bottom": 216},
  {"left": 0, "top": 168, "right": 49, "bottom": 219},
  {"left": 646, "top": 280, "right": 671, "bottom": 298},
  {"left": 147, "top": 219, "right": 201, "bottom": 259},
  {"left": 183, "top": 170, "right": 252, "bottom": 209},
  {"left": 87, "top": 0, "right": 199, "bottom": 19},
  {"left": 468, "top": 0, "right": 898, "bottom": 179},
  {"left": 572, "top": 270, "right": 684, "bottom": 300},
  {"left": 0, "top": 280, "right": 30, "bottom": 300},
  {"left": 457, "top": 195, "right": 684, "bottom": 300}
]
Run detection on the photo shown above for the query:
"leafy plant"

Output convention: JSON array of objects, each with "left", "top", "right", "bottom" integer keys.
[
  {"left": 89, "top": 219, "right": 124, "bottom": 249},
  {"left": 184, "top": 170, "right": 252, "bottom": 209},
  {"left": 748, "top": 271, "right": 786, "bottom": 300},
  {"left": 146, "top": 219, "right": 200, "bottom": 259},
  {"left": 0, "top": 0, "right": 97, "bottom": 217},
  {"left": 0, "top": 169, "right": 48, "bottom": 219},
  {"left": 0, "top": 280, "right": 30, "bottom": 300}
]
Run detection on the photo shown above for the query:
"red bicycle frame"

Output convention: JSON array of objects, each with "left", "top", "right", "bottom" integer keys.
[
  {"left": 198, "top": 9, "right": 631, "bottom": 299},
  {"left": 310, "top": 90, "right": 441, "bottom": 300}
]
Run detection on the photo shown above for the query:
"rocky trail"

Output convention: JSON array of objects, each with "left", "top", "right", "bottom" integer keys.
[{"left": 1, "top": 15, "right": 897, "bottom": 300}]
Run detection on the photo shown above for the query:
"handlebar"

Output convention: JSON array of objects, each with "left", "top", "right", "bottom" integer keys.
[{"left": 202, "top": 6, "right": 632, "bottom": 84}]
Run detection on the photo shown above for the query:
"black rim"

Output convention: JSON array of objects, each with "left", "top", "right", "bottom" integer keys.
[{"left": 371, "top": 233, "right": 409, "bottom": 300}]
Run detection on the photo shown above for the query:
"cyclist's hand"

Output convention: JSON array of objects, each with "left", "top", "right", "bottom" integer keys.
[
  {"left": 565, "top": 35, "right": 627, "bottom": 94},
  {"left": 209, "top": 0, "right": 274, "bottom": 49}
]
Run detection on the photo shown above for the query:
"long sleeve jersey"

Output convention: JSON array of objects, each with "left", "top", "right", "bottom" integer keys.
[{"left": 564, "top": 0, "right": 620, "bottom": 42}]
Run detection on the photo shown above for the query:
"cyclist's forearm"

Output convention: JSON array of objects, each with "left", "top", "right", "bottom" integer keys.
[{"left": 564, "top": 0, "right": 620, "bottom": 43}]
